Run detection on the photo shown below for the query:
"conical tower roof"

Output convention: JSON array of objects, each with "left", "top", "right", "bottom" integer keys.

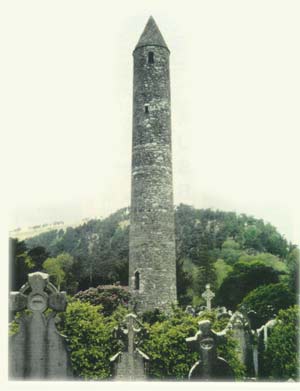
[{"left": 135, "top": 16, "right": 169, "bottom": 51}]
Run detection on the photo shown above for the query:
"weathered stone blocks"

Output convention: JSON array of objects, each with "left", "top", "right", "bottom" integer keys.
[{"left": 129, "top": 16, "right": 177, "bottom": 313}]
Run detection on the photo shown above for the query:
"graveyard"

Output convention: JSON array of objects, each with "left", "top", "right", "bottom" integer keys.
[{"left": 9, "top": 209, "right": 300, "bottom": 381}]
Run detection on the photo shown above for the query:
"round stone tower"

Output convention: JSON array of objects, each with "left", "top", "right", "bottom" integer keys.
[{"left": 129, "top": 16, "right": 177, "bottom": 312}]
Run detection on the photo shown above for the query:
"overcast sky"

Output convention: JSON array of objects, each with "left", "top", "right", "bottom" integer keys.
[{"left": 2, "top": 0, "right": 300, "bottom": 245}]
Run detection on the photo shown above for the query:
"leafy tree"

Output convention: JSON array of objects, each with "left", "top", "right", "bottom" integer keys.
[
  {"left": 43, "top": 258, "right": 65, "bottom": 290},
  {"left": 175, "top": 204, "right": 198, "bottom": 261},
  {"left": 219, "top": 239, "right": 246, "bottom": 265},
  {"left": 25, "top": 229, "right": 61, "bottom": 254},
  {"left": 262, "top": 306, "right": 300, "bottom": 380},
  {"left": 9, "top": 238, "right": 34, "bottom": 290},
  {"left": 176, "top": 258, "right": 193, "bottom": 306},
  {"left": 194, "top": 263, "right": 217, "bottom": 298},
  {"left": 215, "top": 261, "right": 282, "bottom": 310},
  {"left": 238, "top": 252, "right": 287, "bottom": 274},
  {"left": 285, "top": 246, "right": 300, "bottom": 294},
  {"left": 259, "top": 223, "right": 289, "bottom": 259},
  {"left": 27, "top": 246, "right": 50, "bottom": 271},
  {"left": 214, "top": 259, "right": 233, "bottom": 289},
  {"left": 112, "top": 259, "right": 128, "bottom": 285},
  {"left": 239, "top": 283, "right": 296, "bottom": 327},
  {"left": 243, "top": 225, "right": 263, "bottom": 253},
  {"left": 176, "top": 258, "right": 202, "bottom": 307},
  {"left": 43, "top": 252, "right": 75, "bottom": 291}
]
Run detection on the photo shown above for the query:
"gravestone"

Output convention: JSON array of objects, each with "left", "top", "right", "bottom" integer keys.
[
  {"left": 216, "top": 307, "right": 232, "bottom": 321},
  {"left": 261, "top": 319, "right": 277, "bottom": 348},
  {"left": 185, "top": 305, "right": 196, "bottom": 317},
  {"left": 110, "top": 313, "right": 149, "bottom": 380},
  {"left": 186, "top": 320, "right": 234, "bottom": 381},
  {"left": 196, "top": 306, "right": 206, "bottom": 317},
  {"left": 9, "top": 272, "right": 72, "bottom": 379},
  {"left": 227, "top": 311, "right": 254, "bottom": 376},
  {"left": 201, "top": 284, "right": 215, "bottom": 311},
  {"left": 255, "top": 318, "right": 277, "bottom": 377},
  {"left": 245, "top": 310, "right": 261, "bottom": 378}
]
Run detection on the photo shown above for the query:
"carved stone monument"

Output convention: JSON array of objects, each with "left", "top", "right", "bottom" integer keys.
[
  {"left": 110, "top": 313, "right": 149, "bottom": 380},
  {"left": 186, "top": 320, "right": 234, "bottom": 381},
  {"left": 201, "top": 284, "right": 215, "bottom": 311},
  {"left": 227, "top": 311, "right": 254, "bottom": 376},
  {"left": 9, "top": 272, "right": 72, "bottom": 379}
]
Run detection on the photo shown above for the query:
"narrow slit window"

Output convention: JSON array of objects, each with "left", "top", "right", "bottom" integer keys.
[
  {"left": 134, "top": 271, "right": 140, "bottom": 290},
  {"left": 148, "top": 51, "right": 154, "bottom": 64},
  {"left": 144, "top": 104, "right": 149, "bottom": 114}
]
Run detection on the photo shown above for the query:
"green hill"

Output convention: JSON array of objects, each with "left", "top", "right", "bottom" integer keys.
[{"left": 17, "top": 204, "right": 296, "bottom": 306}]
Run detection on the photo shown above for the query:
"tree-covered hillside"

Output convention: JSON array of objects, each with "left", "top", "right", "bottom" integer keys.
[{"left": 9, "top": 204, "right": 296, "bottom": 309}]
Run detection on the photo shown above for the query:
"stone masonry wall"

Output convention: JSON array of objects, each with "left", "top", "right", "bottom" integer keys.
[{"left": 129, "top": 44, "right": 177, "bottom": 312}]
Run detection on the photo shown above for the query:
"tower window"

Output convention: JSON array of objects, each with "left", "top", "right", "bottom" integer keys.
[
  {"left": 148, "top": 51, "right": 154, "bottom": 64},
  {"left": 144, "top": 104, "right": 149, "bottom": 114},
  {"left": 134, "top": 271, "right": 140, "bottom": 290}
]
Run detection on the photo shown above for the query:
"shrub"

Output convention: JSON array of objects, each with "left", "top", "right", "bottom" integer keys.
[
  {"left": 141, "top": 310, "right": 199, "bottom": 379},
  {"left": 141, "top": 308, "right": 168, "bottom": 325},
  {"left": 57, "top": 300, "right": 121, "bottom": 379},
  {"left": 74, "top": 285, "right": 131, "bottom": 316},
  {"left": 140, "top": 308, "right": 245, "bottom": 380},
  {"left": 262, "top": 305, "right": 300, "bottom": 380},
  {"left": 216, "top": 261, "right": 282, "bottom": 309}
]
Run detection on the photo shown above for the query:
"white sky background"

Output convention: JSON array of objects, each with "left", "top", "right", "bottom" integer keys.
[{"left": 1, "top": 0, "right": 300, "bottom": 246}]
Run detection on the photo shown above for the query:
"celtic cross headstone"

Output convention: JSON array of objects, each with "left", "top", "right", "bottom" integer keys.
[
  {"left": 9, "top": 272, "right": 72, "bottom": 379},
  {"left": 201, "top": 284, "right": 215, "bottom": 311},
  {"left": 110, "top": 313, "right": 149, "bottom": 380},
  {"left": 186, "top": 319, "right": 234, "bottom": 381}
]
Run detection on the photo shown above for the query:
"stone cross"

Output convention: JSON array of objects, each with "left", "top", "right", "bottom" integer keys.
[
  {"left": 9, "top": 272, "right": 72, "bottom": 379},
  {"left": 121, "top": 313, "right": 142, "bottom": 354},
  {"left": 110, "top": 313, "right": 149, "bottom": 380},
  {"left": 201, "top": 284, "right": 215, "bottom": 311},
  {"left": 186, "top": 319, "right": 233, "bottom": 381}
]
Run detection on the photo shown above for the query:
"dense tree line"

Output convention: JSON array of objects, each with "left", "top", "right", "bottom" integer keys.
[{"left": 10, "top": 204, "right": 297, "bottom": 305}]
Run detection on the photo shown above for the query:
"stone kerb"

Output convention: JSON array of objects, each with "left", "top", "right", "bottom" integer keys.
[{"left": 9, "top": 272, "right": 72, "bottom": 379}]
